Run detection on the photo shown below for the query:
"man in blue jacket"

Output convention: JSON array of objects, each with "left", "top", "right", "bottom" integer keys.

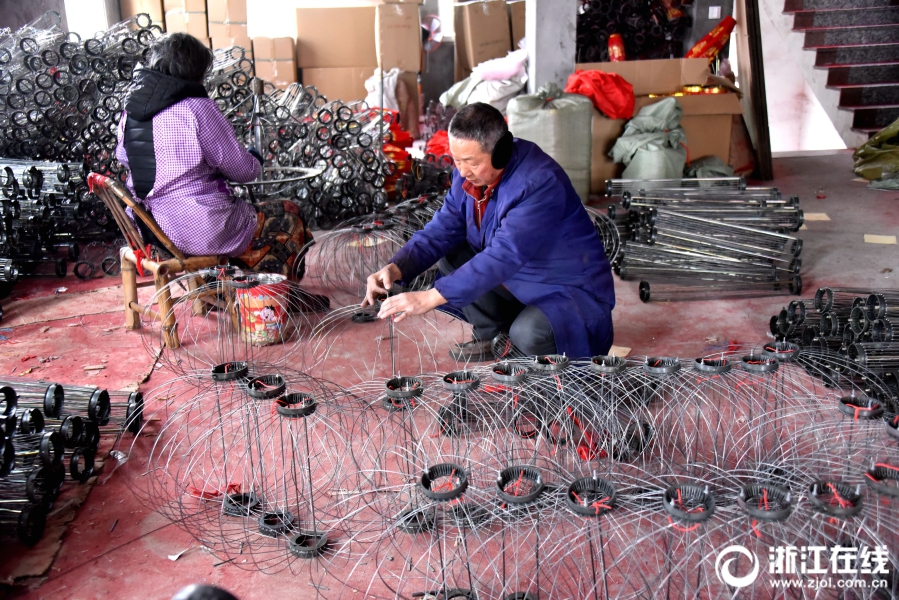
[{"left": 363, "top": 103, "right": 615, "bottom": 361}]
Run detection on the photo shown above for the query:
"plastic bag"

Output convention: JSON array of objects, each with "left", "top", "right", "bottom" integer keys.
[
  {"left": 852, "top": 115, "right": 899, "bottom": 181},
  {"left": 684, "top": 156, "right": 734, "bottom": 179},
  {"left": 508, "top": 83, "right": 593, "bottom": 201},
  {"left": 439, "top": 70, "right": 528, "bottom": 115},
  {"left": 364, "top": 68, "right": 401, "bottom": 111},
  {"left": 564, "top": 70, "right": 635, "bottom": 120},
  {"left": 471, "top": 49, "right": 528, "bottom": 82},
  {"left": 426, "top": 130, "right": 450, "bottom": 157},
  {"left": 609, "top": 98, "right": 688, "bottom": 180}
]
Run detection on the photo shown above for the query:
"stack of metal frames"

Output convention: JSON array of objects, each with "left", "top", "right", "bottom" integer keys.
[
  {"left": 0, "top": 378, "right": 142, "bottom": 546},
  {"left": 605, "top": 178, "right": 804, "bottom": 302}
]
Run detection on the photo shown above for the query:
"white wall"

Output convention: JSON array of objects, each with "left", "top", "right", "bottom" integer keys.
[{"left": 63, "top": 0, "right": 110, "bottom": 38}]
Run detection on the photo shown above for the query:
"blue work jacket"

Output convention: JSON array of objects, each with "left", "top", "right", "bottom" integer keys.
[{"left": 391, "top": 139, "right": 615, "bottom": 358}]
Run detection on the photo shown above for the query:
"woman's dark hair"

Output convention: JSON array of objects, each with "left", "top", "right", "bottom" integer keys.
[
  {"left": 146, "top": 33, "right": 213, "bottom": 83},
  {"left": 448, "top": 102, "right": 509, "bottom": 154}
]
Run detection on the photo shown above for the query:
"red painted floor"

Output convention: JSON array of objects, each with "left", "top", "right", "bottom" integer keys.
[{"left": 2, "top": 154, "right": 898, "bottom": 599}]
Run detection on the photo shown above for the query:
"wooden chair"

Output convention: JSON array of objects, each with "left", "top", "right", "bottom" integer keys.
[{"left": 88, "top": 173, "right": 228, "bottom": 349}]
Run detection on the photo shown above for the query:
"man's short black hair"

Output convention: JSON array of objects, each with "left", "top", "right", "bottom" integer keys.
[
  {"left": 448, "top": 102, "right": 509, "bottom": 154},
  {"left": 146, "top": 33, "right": 213, "bottom": 83}
]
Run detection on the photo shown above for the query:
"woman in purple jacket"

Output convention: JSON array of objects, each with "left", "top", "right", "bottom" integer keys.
[
  {"left": 115, "top": 33, "right": 313, "bottom": 281},
  {"left": 364, "top": 103, "right": 615, "bottom": 360}
]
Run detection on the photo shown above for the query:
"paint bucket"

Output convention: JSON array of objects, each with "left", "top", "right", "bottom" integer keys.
[{"left": 234, "top": 274, "right": 290, "bottom": 346}]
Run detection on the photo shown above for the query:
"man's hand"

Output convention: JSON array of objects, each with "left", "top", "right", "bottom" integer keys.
[
  {"left": 378, "top": 289, "right": 447, "bottom": 323},
  {"left": 362, "top": 263, "right": 403, "bottom": 307}
]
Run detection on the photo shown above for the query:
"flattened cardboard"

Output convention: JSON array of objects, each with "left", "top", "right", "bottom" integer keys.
[
  {"left": 864, "top": 235, "right": 897, "bottom": 245},
  {"left": 376, "top": 3, "right": 422, "bottom": 72},
  {"left": 302, "top": 67, "right": 372, "bottom": 102},
  {"left": 508, "top": 0, "right": 525, "bottom": 49},
  {"left": 120, "top": 0, "right": 164, "bottom": 25},
  {"left": 575, "top": 58, "right": 710, "bottom": 96},
  {"left": 296, "top": 7, "right": 377, "bottom": 69},
  {"left": 454, "top": 1, "right": 512, "bottom": 82}
]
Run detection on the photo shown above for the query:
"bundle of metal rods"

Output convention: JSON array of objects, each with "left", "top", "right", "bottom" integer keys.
[
  {"left": 0, "top": 159, "right": 119, "bottom": 294},
  {"left": 576, "top": 0, "right": 693, "bottom": 62},
  {"left": 0, "top": 12, "right": 161, "bottom": 174},
  {"left": 218, "top": 59, "right": 400, "bottom": 228},
  {"left": 607, "top": 179, "right": 804, "bottom": 302},
  {"left": 1, "top": 10, "right": 399, "bottom": 249},
  {"left": 604, "top": 176, "right": 745, "bottom": 198},
  {"left": 770, "top": 287, "right": 899, "bottom": 402},
  {"left": 395, "top": 155, "right": 454, "bottom": 200},
  {"left": 0, "top": 379, "right": 143, "bottom": 545},
  {"left": 586, "top": 205, "right": 624, "bottom": 266}
]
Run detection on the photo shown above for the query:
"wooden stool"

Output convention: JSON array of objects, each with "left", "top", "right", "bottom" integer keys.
[{"left": 88, "top": 174, "right": 227, "bottom": 349}]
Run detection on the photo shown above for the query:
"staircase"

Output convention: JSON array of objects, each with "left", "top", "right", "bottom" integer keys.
[{"left": 784, "top": 0, "right": 899, "bottom": 135}]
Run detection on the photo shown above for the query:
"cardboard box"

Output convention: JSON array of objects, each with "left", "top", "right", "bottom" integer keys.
[
  {"left": 590, "top": 110, "right": 627, "bottom": 193},
  {"left": 508, "top": 0, "right": 525, "bottom": 49},
  {"left": 120, "top": 0, "right": 164, "bottom": 26},
  {"left": 651, "top": 93, "right": 744, "bottom": 167},
  {"left": 253, "top": 37, "right": 295, "bottom": 62},
  {"left": 576, "top": 58, "right": 710, "bottom": 96},
  {"left": 397, "top": 70, "right": 420, "bottom": 138},
  {"left": 296, "top": 7, "right": 377, "bottom": 69},
  {"left": 211, "top": 36, "right": 252, "bottom": 57},
  {"left": 376, "top": 3, "right": 422, "bottom": 72},
  {"left": 206, "top": 0, "right": 246, "bottom": 23},
  {"left": 302, "top": 67, "right": 372, "bottom": 102},
  {"left": 454, "top": 1, "right": 512, "bottom": 82},
  {"left": 165, "top": 10, "right": 208, "bottom": 38},
  {"left": 255, "top": 61, "right": 297, "bottom": 87},
  {"left": 164, "top": 0, "right": 205, "bottom": 12},
  {"left": 589, "top": 92, "right": 744, "bottom": 193},
  {"left": 207, "top": 22, "right": 247, "bottom": 38}
]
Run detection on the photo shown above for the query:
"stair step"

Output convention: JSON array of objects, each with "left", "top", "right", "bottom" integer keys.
[
  {"left": 840, "top": 85, "right": 899, "bottom": 108},
  {"left": 815, "top": 44, "right": 899, "bottom": 67},
  {"left": 804, "top": 25, "right": 899, "bottom": 48},
  {"left": 785, "top": 0, "right": 899, "bottom": 12},
  {"left": 793, "top": 6, "right": 899, "bottom": 30},
  {"left": 827, "top": 64, "right": 899, "bottom": 87},
  {"left": 852, "top": 106, "right": 899, "bottom": 131}
]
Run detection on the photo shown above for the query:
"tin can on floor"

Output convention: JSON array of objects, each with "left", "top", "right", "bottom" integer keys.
[{"left": 235, "top": 274, "right": 290, "bottom": 346}]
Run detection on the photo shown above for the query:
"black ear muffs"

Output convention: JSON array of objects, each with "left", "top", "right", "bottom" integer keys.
[{"left": 491, "top": 131, "right": 514, "bottom": 169}]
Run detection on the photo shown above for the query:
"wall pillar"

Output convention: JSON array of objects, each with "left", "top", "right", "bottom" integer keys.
[{"left": 525, "top": 0, "right": 577, "bottom": 93}]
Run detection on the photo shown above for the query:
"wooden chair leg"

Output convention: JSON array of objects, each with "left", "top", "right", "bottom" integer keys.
[
  {"left": 155, "top": 271, "right": 180, "bottom": 349},
  {"left": 187, "top": 274, "right": 206, "bottom": 316},
  {"left": 121, "top": 251, "right": 141, "bottom": 330},
  {"left": 226, "top": 283, "right": 241, "bottom": 334}
]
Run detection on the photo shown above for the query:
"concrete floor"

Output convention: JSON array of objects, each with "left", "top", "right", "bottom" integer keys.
[{"left": 1, "top": 153, "right": 897, "bottom": 599}]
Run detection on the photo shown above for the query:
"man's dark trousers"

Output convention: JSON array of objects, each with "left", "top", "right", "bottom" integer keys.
[{"left": 437, "top": 241, "right": 557, "bottom": 356}]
